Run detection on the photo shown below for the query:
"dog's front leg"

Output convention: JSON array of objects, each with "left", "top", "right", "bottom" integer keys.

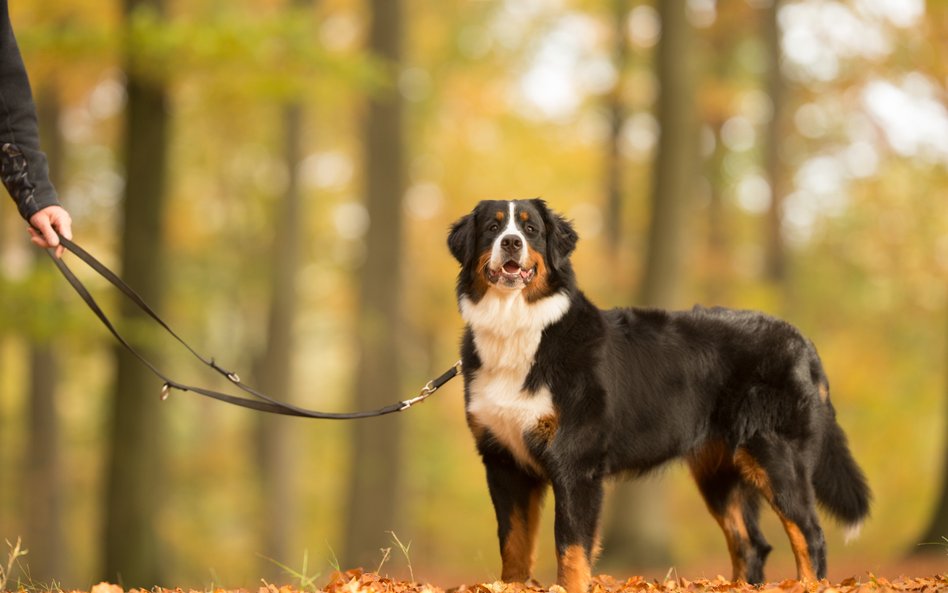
[
  {"left": 483, "top": 454, "right": 548, "bottom": 583},
  {"left": 552, "top": 474, "right": 604, "bottom": 593}
]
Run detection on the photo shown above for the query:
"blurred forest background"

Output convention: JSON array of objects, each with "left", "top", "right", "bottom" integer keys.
[{"left": 1, "top": 0, "right": 946, "bottom": 589}]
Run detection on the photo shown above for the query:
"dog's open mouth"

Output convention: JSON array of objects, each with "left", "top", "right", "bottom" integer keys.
[{"left": 487, "top": 260, "right": 536, "bottom": 285}]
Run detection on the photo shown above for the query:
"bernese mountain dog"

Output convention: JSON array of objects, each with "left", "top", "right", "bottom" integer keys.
[{"left": 447, "top": 199, "right": 870, "bottom": 592}]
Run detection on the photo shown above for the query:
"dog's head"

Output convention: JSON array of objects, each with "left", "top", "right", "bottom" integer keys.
[{"left": 448, "top": 199, "right": 578, "bottom": 302}]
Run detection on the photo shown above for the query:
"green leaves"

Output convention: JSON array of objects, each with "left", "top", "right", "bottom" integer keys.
[
  {"left": 133, "top": 5, "right": 384, "bottom": 98},
  {"left": 20, "top": 5, "right": 384, "bottom": 101}
]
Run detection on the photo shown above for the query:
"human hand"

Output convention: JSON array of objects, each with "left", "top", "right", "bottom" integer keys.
[{"left": 28, "top": 205, "right": 73, "bottom": 258}]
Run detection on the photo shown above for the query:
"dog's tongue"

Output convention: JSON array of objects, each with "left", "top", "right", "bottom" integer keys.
[{"left": 503, "top": 261, "right": 521, "bottom": 274}]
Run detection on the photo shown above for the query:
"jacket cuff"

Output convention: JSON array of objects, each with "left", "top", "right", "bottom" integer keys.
[{"left": 0, "top": 142, "right": 60, "bottom": 221}]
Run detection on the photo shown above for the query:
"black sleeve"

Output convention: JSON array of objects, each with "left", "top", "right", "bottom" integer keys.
[{"left": 0, "top": 0, "right": 59, "bottom": 221}]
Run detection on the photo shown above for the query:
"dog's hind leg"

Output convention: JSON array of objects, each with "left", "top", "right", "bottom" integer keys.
[
  {"left": 736, "top": 437, "right": 827, "bottom": 582},
  {"left": 688, "top": 442, "right": 764, "bottom": 584},
  {"left": 739, "top": 486, "right": 772, "bottom": 584}
]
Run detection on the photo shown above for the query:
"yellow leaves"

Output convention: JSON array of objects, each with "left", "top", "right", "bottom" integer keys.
[
  {"left": 21, "top": 573, "right": 948, "bottom": 593},
  {"left": 258, "top": 583, "right": 299, "bottom": 593},
  {"left": 90, "top": 583, "right": 123, "bottom": 593}
]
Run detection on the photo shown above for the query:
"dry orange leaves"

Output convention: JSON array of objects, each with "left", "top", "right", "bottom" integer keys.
[{"left": 14, "top": 571, "right": 947, "bottom": 593}]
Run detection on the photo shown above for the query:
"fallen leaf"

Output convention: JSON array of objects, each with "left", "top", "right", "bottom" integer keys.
[{"left": 91, "top": 583, "right": 123, "bottom": 593}]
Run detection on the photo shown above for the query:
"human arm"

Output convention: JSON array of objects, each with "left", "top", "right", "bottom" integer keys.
[{"left": 0, "top": 0, "right": 71, "bottom": 254}]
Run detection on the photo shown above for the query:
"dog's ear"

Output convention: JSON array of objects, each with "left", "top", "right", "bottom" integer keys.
[
  {"left": 448, "top": 212, "right": 476, "bottom": 264},
  {"left": 533, "top": 198, "right": 578, "bottom": 271}
]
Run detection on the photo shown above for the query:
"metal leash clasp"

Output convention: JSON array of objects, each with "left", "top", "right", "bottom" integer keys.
[
  {"left": 399, "top": 359, "right": 463, "bottom": 411},
  {"left": 400, "top": 381, "right": 435, "bottom": 411}
]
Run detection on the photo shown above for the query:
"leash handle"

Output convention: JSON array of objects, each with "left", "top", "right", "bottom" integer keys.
[{"left": 47, "top": 235, "right": 461, "bottom": 419}]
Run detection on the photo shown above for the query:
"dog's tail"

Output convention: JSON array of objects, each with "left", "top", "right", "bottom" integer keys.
[{"left": 812, "top": 401, "right": 871, "bottom": 541}]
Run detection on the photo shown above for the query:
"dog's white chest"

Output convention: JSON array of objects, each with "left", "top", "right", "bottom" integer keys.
[
  {"left": 467, "top": 371, "right": 555, "bottom": 471},
  {"left": 461, "top": 291, "right": 570, "bottom": 471},
  {"left": 460, "top": 290, "right": 571, "bottom": 371}
]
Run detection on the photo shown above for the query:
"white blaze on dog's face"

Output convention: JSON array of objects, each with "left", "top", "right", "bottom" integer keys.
[{"left": 488, "top": 202, "right": 534, "bottom": 290}]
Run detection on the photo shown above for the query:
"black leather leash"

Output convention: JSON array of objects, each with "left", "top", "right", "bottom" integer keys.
[{"left": 45, "top": 235, "right": 462, "bottom": 419}]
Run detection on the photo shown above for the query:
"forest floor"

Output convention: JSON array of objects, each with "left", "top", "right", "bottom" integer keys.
[
  {"left": 3, "top": 556, "right": 945, "bottom": 593},
  {"left": 19, "top": 569, "right": 945, "bottom": 593}
]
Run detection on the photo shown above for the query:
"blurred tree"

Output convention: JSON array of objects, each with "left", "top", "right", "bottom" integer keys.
[
  {"left": 761, "top": 0, "right": 790, "bottom": 307},
  {"left": 254, "top": 100, "right": 304, "bottom": 580},
  {"left": 602, "top": 0, "right": 697, "bottom": 570},
  {"left": 342, "top": 0, "right": 407, "bottom": 570},
  {"left": 698, "top": 13, "right": 736, "bottom": 307},
  {"left": 636, "top": 1, "right": 697, "bottom": 309},
  {"left": 603, "top": 0, "right": 629, "bottom": 256},
  {"left": 254, "top": 0, "right": 311, "bottom": 573},
  {"left": 914, "top": 304, "right": 948, "bottom": 554},
  {"left": 102, "top": 0, "right": 170, "bottom": 584},
  {"left": 26, "top": 85, "right": 65, "bottom": 583},
  {"left": 25, "top": 84, "right": 65, "bottom": 584},
  {"left": 703, "top": 121, "right": 729, "bottom": 306}
]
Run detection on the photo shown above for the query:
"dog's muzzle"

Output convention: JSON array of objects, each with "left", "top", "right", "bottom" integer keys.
[{"left": 487, "top": 258, "right": 537, "bottom": 286}]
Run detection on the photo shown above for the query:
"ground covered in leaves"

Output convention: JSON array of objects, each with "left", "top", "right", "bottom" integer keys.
[{"left": 24, "top": 570, "right": 946, "bottom": 593}]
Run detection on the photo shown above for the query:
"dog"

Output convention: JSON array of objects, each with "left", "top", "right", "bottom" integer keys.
[{"left": 447, "top": 199, "right": 870, "bottom": 592}]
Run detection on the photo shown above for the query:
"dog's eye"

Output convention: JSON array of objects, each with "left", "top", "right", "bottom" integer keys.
[
  {"left": 488, "top": 223, "right": 500, "bottom": 232},
  {"left": 525, "top": 224, "right": 537, "bottom": 234}
]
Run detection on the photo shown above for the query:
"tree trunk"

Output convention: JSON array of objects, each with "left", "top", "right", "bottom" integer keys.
[
  {"left": 637, "top": 0, "right": 697, "bottom": 309},
  {"left": 601, "top": 0, "right": 697, "bottom": 570},
  {"left": 342, "top": 0, "right": 406, "bottom": 570},
  {"left": 25, "top": 85, "right": 65, "bottom": 584},
  {"left": 603, "top": 0, "right": 629, "bottom": 256},
  {"left": 762, "top": 0, "right": 789, "bottom": 300},
  {"left": 914, "top": 302, "right": 948, "bottom": 553},
  {"left": 255, "top": 99, "right": 305, "bottom": 574},
  {"left": 102, "top": 0, "right": 170, "bottom": 584},
  {"left": 704, "top": 118, "right": 729, "bottom": 305}
]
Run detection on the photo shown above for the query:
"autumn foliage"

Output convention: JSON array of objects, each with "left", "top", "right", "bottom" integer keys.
[{"left": 18, "top": 571, "right": 946, "bottom": 593}]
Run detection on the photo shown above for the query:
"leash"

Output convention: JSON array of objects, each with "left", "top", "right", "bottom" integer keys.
[{"left": 44, "top": 235, "right": 462, "bottom": 419}]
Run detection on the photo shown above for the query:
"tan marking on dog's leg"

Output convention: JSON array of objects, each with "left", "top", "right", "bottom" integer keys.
[
  {"left": 818, "top": 383, "right": 829, "bottom": 403},
  {"left": 501, "top": 489, "right": 544, "bottom": 582},
  {"left": 501, "top": 513, "right": 532, "bottom": 581},
  {"left": 778, "top": 514, "right": 817, "bottom": 582},
  {"left": 590, "top": 525, "right": 603, "bottom": 566},
  {"left": 688, "top": 446, "right": 751, "bottom": 583},
  {"left": 734, "top": 449, "right": 774, "bottom": 501},
  {"left": 557, "top": 545, "right": 591, "bottom": 593},
  {"left": 722, "top": 494, "right": 750, "bottom": 581},
  {"left": 735, "top": 449, "right": 816, "bottom": 583}
]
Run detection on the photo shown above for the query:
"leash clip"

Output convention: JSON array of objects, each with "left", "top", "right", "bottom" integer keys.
[
  {"left": 400, "top": 379, "right": 436, "bottom": 410},
  {"left": 399, "top": 393, "right": 428, "bottom": 411},
  {"left": 160, "top": 382, "right": 172, "bottom": 401},
  {"left": 400, "top": 360, "right": 463, "bottom": 411}
]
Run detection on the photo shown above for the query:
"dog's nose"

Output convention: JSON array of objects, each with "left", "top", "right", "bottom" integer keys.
[{"left": 501, "top": 235, "right": 523, "bottom": 253}]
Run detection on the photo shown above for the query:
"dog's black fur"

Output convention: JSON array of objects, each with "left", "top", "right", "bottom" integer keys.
[{"left": 448, "top": 199, "right": 870, "bottom": 592}]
